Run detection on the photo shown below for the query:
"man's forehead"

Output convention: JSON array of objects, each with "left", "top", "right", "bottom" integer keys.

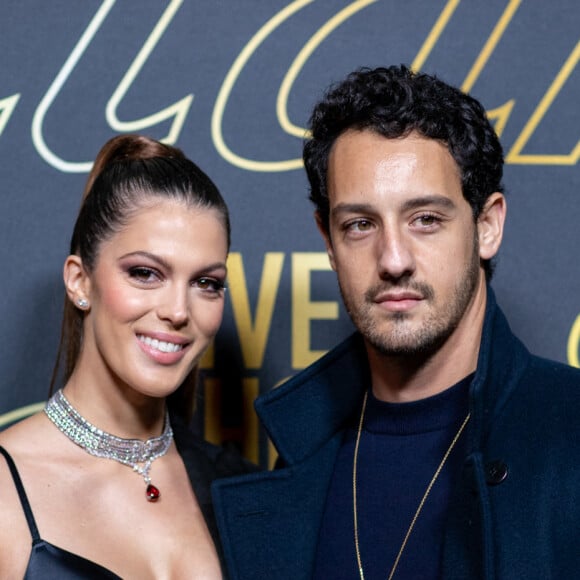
[{"left": 328, "top": 139, "right": 462, "bottom": 206}]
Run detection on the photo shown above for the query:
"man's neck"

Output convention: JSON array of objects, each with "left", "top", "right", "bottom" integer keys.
[{"left": 367, "top": 281, "right": 488, "bottom": 403}]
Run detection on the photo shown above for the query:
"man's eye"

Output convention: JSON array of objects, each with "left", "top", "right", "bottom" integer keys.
[
  {"left": 195, "top": 277, "right": 226, "bottom": 294},
  {"left": 414, "top": 214, "right": 440, "bottom": 227},
  {"left": 346, "top": 219, "right": 373, "bottom": 232},
  {"left": 128, "top": 267, "right": 159, "bottom": 283}
]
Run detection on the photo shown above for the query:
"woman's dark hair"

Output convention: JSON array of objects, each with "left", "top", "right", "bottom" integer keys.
[
  {"left": 303, "top": 65, "right": 504, "bottom": 279},
  {"left": 50, "top": 134, "right": 230, "bottom": 421}
]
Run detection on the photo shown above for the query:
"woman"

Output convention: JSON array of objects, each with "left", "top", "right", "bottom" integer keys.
[{"left": 0, "top": 135, "right": 254, "bottom": 578}]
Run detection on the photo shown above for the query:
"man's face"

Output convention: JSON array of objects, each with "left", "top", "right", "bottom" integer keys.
[{"left": 321, "top": 130, "right": 488, "bottom": 358}]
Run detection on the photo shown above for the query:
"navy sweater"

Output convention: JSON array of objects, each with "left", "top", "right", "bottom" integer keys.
[{"left": 314, "top": 376, "right": 471, "bottom": 580}]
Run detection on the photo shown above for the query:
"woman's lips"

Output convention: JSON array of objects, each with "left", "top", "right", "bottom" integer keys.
[{"left": 136, "top": 333, "right": 190, "bottom": 364}]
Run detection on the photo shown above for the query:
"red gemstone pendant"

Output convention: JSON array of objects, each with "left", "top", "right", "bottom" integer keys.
[{"left": 146, "top": 484, "right": 160, "bottom": 502}]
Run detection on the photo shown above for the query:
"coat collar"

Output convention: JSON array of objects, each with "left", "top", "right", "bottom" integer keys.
[
  {"left": 467, "top": 286, "right": 530, "bottom": 450},
  {"left": 256, "top": 285, "right": 530, "bottom": 465},
  {"left": 255, "top": 332, "right": 368, "bottom": 465}
]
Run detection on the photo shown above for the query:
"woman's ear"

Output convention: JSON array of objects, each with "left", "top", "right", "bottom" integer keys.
[
  {"left": 63, "top": 255, "right": 91, "bottom": 311},
  {"left": 478, "top": 192, "right": 507, "bottom": 261}
]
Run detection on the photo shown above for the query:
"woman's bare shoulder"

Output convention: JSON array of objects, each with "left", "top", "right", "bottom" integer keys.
[{"left": 0, "top": 412, "right": 53, "bottom": 453}]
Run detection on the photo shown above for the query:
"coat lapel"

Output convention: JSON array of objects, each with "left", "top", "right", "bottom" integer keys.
[{"left": 212, "top": 432, "right": 343, "bottom": 580}]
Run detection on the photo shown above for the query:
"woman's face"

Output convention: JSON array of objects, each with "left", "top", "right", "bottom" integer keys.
[{"left": 70, "top": 198, "right": 228, "bottom": 399}]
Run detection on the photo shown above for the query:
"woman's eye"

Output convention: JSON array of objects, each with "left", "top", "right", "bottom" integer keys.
[
  {"left": 128, "top": 267, "right": 160, "bottom": 283},
  {"left": 195, "top": 277, "right": 226, "bottom": 295}
]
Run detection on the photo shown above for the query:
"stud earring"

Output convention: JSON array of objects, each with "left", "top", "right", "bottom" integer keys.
[{"left": 77, "top": 298, "right": 89, "bottom": 309}]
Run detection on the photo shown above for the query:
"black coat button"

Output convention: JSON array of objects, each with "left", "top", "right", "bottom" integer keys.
[{"left": 485, "top": 460, "right": 508, "bottom": 485}]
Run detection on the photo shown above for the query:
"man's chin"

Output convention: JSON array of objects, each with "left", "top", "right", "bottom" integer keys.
[{"left": 363, "top": 326, "right": 448, "bottom": 359}]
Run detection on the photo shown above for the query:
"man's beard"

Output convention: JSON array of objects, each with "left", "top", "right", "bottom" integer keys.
[{"left": 339, "top": 237, "right": 481, "bottom": 358}]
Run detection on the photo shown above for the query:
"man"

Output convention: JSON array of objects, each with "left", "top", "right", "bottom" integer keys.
[{"left": 212, "top": 66, "right": 580, "bottom": 579}]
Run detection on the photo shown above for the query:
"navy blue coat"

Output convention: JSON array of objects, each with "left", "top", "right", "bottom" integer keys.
[{"left": 212, "top": 289, "right": 580, "bottom": 579}]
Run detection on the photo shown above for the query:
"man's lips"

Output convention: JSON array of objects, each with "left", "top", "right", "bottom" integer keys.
[{"left": 372, "top": 291, "right": 424, "bottom": 311}]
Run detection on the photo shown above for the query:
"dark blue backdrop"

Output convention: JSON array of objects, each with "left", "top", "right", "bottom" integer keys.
[{"left": 1, "top": 0, "right": 578, "bottom": 466}]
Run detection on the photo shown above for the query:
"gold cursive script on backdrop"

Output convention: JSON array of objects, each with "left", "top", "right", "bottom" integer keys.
[
  {"left": 30, "top": 0, "right": 192, "bottom": 173},
  {"left": 0, "top": 1, "right": 577, "bottom": 169}
]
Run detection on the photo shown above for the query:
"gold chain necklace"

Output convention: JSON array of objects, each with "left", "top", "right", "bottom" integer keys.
[{"left": 352, "top": 390, "right": 470, "bottom": 580}]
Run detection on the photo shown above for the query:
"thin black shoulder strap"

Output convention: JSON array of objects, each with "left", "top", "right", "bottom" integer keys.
[{"left": 0, "top": 446, "right": 40, "bottom": 541}]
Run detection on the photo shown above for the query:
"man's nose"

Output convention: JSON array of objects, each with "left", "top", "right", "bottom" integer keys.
[{"left": 376, "top": 228, "right": 415, "bottom": 280}]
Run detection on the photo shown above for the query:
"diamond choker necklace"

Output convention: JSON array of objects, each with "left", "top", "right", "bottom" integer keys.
[{"left": 45, "top": 389, "right": 173, "bottom": 502}]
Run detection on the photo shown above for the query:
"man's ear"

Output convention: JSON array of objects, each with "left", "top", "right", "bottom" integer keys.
[
  {"left": 315, "top": 211, "right": 336, "bottom": 271},
  {"left": 63, "top": 255, "right": 91, "bottom": 310},
  {"left": 477, "top": 192, "right": 506, "bottom": 261}
]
